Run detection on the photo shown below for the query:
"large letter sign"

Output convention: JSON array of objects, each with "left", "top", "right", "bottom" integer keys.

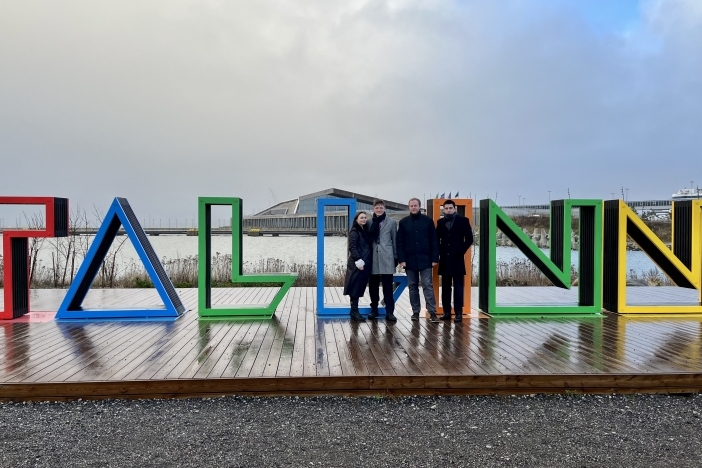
[
  {"left": 316, "top": 198, "right": 407, "bottom": 318},
  {"left": 479, "top": 199, "right": 603, "bottom": 315},
  {"left": 56, "top": 198, "right": 185, "bottom": 320},
  {"left": 603, "top": 200, "right": 702, "bottom": 313},
  {"left": 198, "top": 197, "right": 296, "bottom": 319},
  {"left": 0, "top": 197, "right": 68, "bottom": 319}
]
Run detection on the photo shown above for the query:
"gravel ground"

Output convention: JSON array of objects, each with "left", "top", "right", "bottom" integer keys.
[{"left": 1, "top": 394, "right": 702, "bottom": 467}]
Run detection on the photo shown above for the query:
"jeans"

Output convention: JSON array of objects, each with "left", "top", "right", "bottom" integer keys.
[
  {"left": 370, "top": 274, "right": 395, "bottom": 313},
  {"left": 406, "top": 268, "right": 437, "bottom": 314},
  {"left": 441, "top": 274, "right": 465, "bottom": 313}
]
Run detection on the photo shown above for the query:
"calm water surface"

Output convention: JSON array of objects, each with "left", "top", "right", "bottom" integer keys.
[{"left": 2, "top": 235, "right": 666, "bottom": 275}]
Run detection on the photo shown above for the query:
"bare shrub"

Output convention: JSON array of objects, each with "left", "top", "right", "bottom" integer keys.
[{"left": 470, "top": 258, "right": 578, "bottom": 287}]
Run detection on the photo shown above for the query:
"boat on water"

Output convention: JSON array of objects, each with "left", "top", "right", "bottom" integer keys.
[{"left": 671, "top": 187, "right": 702, "bottom": 201}]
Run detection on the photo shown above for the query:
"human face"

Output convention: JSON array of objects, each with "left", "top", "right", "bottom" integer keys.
[
  {"left": 443, "top": 204, "right": 456, "bottom": 215},
  {"left": 373, "top": 204, "right": 385, "bottom": 216},
  {"left": 357, "top": 213, "right": 367, "bottom": 225},
  {"left": 409, "top": 200, "right": 420, "bottom": 215}
]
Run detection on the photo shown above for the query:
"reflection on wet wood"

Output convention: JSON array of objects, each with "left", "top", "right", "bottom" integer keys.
[{"left": 1, "top": 287, "right": 702, "bottom": 399}]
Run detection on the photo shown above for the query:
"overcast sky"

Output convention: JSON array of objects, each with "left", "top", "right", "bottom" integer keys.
[{"left": 1, "top": 0, "right": 700, "bottom": 221}]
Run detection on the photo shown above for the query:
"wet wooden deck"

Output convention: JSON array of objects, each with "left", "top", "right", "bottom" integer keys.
[{"left": 1, "top": 287, "right": 702, "bottom": 400}]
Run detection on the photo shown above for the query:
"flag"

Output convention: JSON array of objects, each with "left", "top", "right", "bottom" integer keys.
[
  {"left": 455, "top": 191, "right": 459, "bottom": 197},
  {"left": 435, "top": 193, "right": 439, "bottom": 198},
  {"left": 448, "top": 192, "right": 452, "bottom": 198},
  {"left": 440, "top": 193, "right": 445, "bottom": 198}
]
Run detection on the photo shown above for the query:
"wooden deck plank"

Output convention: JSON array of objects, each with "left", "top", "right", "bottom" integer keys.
[
  {"left": 106, "top": 319, "right": 199, "bottom": 381},
  {"left": 234, "top": 319, "right": 274, "bottom": 378},
  {"left": 0, "top": 323, "right": 96, "bottom": 379},
  {"left": 288, "top": 292, "right": 307, "bottom": 377},
  {"left": 63, "top": 324, "right": 169, "bottom": 382},
  {"left": 251, "top": 287, "right": 294, "bottom": 378},
  {"left": 2, "top": 287, "right": 702, "bottom": 400},
  {"left": 165, "top": 320, "right": 236, "bottom": 379},
  {"left": 332, "top": 320, "right": 358, "bottom": 376},
  {"left": 190, "top": 322, "right": 248, "bottom": 379},
  {"left": 356, "top": 322, "right": 401, "bottom": 376},
  {"left": 323, "top": 320, "right": 343, "bottom": 376},
  {"left": 275, "top": 287, "right": 303, "bottom": 377},
  {"left": 261, "top": 287, "right": 295, "bottom": 377},
  {"left": 203, "top": 321, "right": 256, "bottom": 379},
  {"left": 216, "top": 320, "right": 264, "bottom": 378}
]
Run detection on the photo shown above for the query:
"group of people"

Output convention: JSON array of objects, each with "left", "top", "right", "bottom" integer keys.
[{"left": 343, "top": 198, "right": 474, "bottom": 323}]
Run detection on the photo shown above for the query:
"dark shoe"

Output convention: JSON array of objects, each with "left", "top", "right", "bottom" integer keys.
[
  {"left": 429, "top": 314, "right": 440, "bottom": 323},
  {"left": 385, "top": 313, "right": 397, "bottom": 322},
  {"left": 350, "top": 308, "right": 366, "bottom": 322},
  {"left": 439, "top": 311, "right": 452, "bottom": 321},
  {"left": 368, "top": 308, "right": 378, "bottom": 320},
  {"left": 411, "top": 313, "right": 420, "bottom": 321},
  {"left": 454, "top": 313, "right": 463, "bottom": 323}
]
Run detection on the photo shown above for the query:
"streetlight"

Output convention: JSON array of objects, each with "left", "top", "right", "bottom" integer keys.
[
  {"left": 548, "top": 190, "right": 551, "bottom": 203},
  {"left": 517, "top": 195, "right": 521, "bottom": 206}
]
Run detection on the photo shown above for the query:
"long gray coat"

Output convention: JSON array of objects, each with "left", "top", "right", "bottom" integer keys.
[{"left": 367, "top": 216, "right": 397, "bottom": 275}]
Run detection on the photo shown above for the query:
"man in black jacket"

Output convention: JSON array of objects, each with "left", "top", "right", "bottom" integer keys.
[
  {"left": 397, "top": 198, "right": 440, "bottom": 323},
  {"left": 436, "top": 199, "right": 474, "bottom": 323}
]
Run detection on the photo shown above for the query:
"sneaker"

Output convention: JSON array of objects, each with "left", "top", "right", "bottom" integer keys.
[
  {"left": 385, "top": 313, "right": 397, "bottom": 322},
  {"left": 429, "top": 314, "right": 440, "bottom": 323},
  {"left": 411, "top": 313, "right": 420, "bottom": 321}
]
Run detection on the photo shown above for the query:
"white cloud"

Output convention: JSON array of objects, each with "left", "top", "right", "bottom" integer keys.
[{"left": 0, "top": 0, "right": 699, "bottom": 217}]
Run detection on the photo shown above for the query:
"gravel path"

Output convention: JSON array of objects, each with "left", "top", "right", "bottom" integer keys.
[{"left": 1, "top": 394, "right": 702, "bottom": 467}]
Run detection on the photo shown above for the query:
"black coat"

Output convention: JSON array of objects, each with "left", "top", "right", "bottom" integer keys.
[
  {"left": 396, "top": 213, "right": 439, "bottom": 270},
  {"left": 436, "top": 215, "right": 473, "bottom": 276},
  {"left": 343, "top": 223, "right": 373, "bottom": 297}
]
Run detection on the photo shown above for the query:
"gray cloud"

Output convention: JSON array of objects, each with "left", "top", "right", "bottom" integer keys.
[{"left": 1, "top": 0, "right": 700, "bottom": 220}]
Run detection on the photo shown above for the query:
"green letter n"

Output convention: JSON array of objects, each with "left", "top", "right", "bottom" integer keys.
[{"left": 478, "top": 199, "right": 602, "bottom": 315}]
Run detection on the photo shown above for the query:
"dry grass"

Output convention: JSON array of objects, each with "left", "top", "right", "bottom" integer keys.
[
  {"left": 469, "top": 258, "right": 578, "bottom": 287},
  {"left": 0, "top": 254, "right": 348, "bottom": 289},
  {"left": 510, "top": 216, "right": 672, "bottom": 244},
  {"left": 0, "top": 253, "right": 674, "bottom": 289}
]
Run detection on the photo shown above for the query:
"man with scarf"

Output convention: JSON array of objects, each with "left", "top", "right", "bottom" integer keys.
[
  {"left": 367, "top": 199, "right": 398, "bottom": 321},
  {"left": 436, "top": 199, "right": 474, "bottom": 323}
]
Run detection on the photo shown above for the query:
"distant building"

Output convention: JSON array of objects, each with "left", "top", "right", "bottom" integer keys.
[
  {"left": 254, "top": 188, "right": 408, "bottom": 216},
  {"left": 245, "top": 188, "right": 408, "bottom": 235}
]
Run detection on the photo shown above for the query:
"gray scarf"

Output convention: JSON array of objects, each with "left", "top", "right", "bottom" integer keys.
[{"left": 444, "top": 213, "right": 456, "bottom": 231}]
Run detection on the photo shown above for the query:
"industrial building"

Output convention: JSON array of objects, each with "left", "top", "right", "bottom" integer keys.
[{"left": 244, "top": 188, "right": 408, "bottom": 235}]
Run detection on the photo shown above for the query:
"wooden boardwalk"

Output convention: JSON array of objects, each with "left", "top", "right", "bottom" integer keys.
[{"left": 1, "top": 286, "right": 702, "bottom": 400}]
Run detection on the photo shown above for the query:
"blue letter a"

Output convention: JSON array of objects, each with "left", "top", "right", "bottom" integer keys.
[{"left": 56, "top": 198, "right": 186, "bottom": 320}]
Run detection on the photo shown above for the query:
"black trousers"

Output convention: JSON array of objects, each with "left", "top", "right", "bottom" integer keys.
[
  {"left": 441, "top": 274, "right": 465, "bottom": 313},
  {"left": 370, "top": 274, "right": 395, "bottom": 313}
]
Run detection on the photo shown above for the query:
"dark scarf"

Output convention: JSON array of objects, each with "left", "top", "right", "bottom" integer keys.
[
  {"left": 444, "top": 212, "right": 456, "bottom": 231},
  {"left": 369, "top": 212, "right": 386, "bottom": 243}
]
